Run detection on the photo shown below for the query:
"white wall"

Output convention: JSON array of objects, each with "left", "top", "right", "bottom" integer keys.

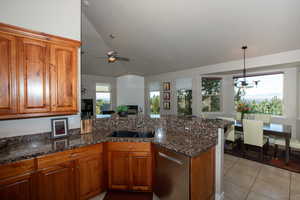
[
  {"left": 117, "top": 75, "right": 145, "bottom": 112},
  {"left": 0, "top": 0, "right": 81, "bottom": 138},
  {"left": 145, "top": 51, "right": 300, "bottom": 138},
  {"left": 81, "top": 74, "right": 117, "bottom": 114}
]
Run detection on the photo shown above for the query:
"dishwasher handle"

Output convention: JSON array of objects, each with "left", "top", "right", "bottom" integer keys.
[{"left": 158, "top": 152, "right": 183, "bottom": 165}]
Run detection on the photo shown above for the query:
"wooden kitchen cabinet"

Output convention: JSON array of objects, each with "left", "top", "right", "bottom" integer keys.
[
  {"left": 107, "top": 142, "right": 153, "bottom": 191},
  {"left": 76, "top": 153, "right": 104, "bottom": 200},
  {"left": 37, "top": 161, "right": 76, "bottom": 200},
  {"left": 0, "top": 32, "right": 18, "bottom": 116},
  {"left": 50, "top": 44, "right": 77, "bottom": 113},
  {"left": 108, "top": 151, "right": 130, "bottom": 190},
  {"left": 18, "top": 38, "right": 50, "bottom": 114},
  {"left": 0, "top": 159, "right": 35, "bottom": 200},
  {"left": 0, "top": 22, "right": 80, "bottom": 120},
  {"left": 130, "top": 152, "right": 152, "bottom": 191}
]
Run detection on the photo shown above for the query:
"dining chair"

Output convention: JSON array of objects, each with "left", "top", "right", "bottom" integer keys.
[
  {"left": 217, "top": 117, "right": 241, "bottom": 146},
  {"left": 274, "top": 138, "right": 300, "bottom": 158},
  {"left": 243, "top": 119, "right": 269, "bottom": 160},
  {"left": 254, "top": 114, "right": 272, "bottom": 123}
]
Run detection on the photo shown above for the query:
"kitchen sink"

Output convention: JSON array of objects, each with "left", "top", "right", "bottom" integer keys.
[{"left": 109, "top": 130, "right": 155, "bottom": 138}]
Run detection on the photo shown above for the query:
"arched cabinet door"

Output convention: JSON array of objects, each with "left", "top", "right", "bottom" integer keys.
[
  {"left": 50, "top": 44, "right": 78, "bottom": 113},
  {"left": 0, "top": 32, "right": 18, "bottom": 117},
  {"left": 18, "top": 38, "right": 50, "bottom": 114}
]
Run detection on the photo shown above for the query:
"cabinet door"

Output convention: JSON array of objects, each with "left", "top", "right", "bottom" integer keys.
[
  {"left": 129, "top": 152, "right": 152, "bottom": 191},
  {"left": 18, "top": 38, "right": 50, "bottom": 114},
  {"left": 37, "top": 161, "right": 75, "bottom": 200},
  {"left": 0, "top": 173, "right": 33, "bottom": 200},
  {"left": 0, "top": 33, "right": 17, "bottom": 116},
  {"left": 108, "top": 152, "right": 130, "bottom": 190},
  {"left": 76, "top": 154, "right": 103, "bottom": 200},
  {"left": 50, "top": 45, "right": 77, "bottom": 113}
]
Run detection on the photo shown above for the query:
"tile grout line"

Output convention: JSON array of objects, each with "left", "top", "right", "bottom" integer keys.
[{"left": 244, "top": 164, "right": 263, "bottom": 200}]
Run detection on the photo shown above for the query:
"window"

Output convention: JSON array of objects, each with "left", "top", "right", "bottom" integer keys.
[
  {"left": 150, "top": 91, "right": 160, "bottom": 114},
  {"left": 202, "top": 77, "right": 222, "bottom": 112},
  {"left": 176, "top": 78, "right": 192, "bottom": 115},
  {"left": 148, "top": 82, "right": 160, "bottom": 115},
  {"left": 234, "top": 73, "right": 283, "bottom": 115},
  {"left": 96, "top": 83, "right": 111, "bottom": 114}
]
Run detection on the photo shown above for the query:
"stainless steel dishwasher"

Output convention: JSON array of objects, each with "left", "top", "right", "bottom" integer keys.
[{"left": 154, "top": 145, "right": 190, "bottom": 200}]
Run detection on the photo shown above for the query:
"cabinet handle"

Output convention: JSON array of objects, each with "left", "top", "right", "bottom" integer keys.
[
  {"left": 70, "top": 153, "right": 78, "bottom": 158},
  {"left": 158, "top": 152, "right": 183, "bottom": 165}
]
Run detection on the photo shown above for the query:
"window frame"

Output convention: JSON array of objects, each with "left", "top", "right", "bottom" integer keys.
[
  {"left": 201, "top": 77, "right": 223, "bottom": 113},
  {"left": 177, "top": 89, "right": 193, "bottom": 116},
  {"left": 149, "top": 90, "right": 161, "bottom": 115}
]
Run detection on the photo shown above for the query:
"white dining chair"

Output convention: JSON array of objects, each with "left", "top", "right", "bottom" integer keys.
[
  {"left": 254, "top": 114, "right": 272, "bottom": 123},
  {"left": 243, "top": 119, "right": 269, "bottom": 160},
  {"left": 217, "top": 117, "right": 241, "bottom": 144}
]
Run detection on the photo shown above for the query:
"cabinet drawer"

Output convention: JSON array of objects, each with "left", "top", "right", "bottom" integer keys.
[
  {"left": 0, "top": 159, "right": 35, "bottom": 180},
  {"left": 37, "top": 144, "right": 103, "bottom": 169},
  {"left": 107, "top": 142, "right": 151, "bottom": 152},
  {"left": 37, "top": 150, "right": 74, "bottom": 169},
  {"left": 71, "top": 144, "right": 103, "bottom": 159}
]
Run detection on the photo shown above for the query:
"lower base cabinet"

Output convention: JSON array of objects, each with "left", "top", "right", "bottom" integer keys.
[
  {"left": 76, "top": 154, "right": 103, "bottom": 200},
  {"left": 0, "top": 173, "right": 33, "bottom": 200},
  {"left": 107, "top": 143, "right": 153, "bottom": 192},
  {"left": 37, "top": 161, "right": 76, "bottom": 200}
]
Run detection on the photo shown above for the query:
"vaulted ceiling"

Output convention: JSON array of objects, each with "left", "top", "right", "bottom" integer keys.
[{"left": 82, "top": 0, "right": 300, "bottom": 77}]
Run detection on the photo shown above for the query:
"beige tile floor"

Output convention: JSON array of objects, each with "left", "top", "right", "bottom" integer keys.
[
  {"left": 91, "top": 154, "right": 300, "bottom": 200},
  {"left": 224, "top": 154, "right": 300, "bottom": 200}
]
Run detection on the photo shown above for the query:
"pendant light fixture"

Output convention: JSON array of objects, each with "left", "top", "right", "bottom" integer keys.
[{"left": 235, "top": 46, "right": 259, "bottom": 88}]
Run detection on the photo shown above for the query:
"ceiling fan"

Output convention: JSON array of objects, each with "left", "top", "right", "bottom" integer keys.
[{"left": 97, "top": 50, "right": 130, "bottom": 63}]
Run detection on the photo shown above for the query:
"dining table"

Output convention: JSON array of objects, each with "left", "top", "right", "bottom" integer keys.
[{"left": 234, "top": 121, "right": 292, "bottom": 164}]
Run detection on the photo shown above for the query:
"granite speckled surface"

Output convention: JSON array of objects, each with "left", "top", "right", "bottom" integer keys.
[{"left": 0, "top": 115, "right": 232, "bottom": 165}]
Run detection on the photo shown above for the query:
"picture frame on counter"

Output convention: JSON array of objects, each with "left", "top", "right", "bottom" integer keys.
[
  {"left": 163, "top": 82, "right": 171, "bottom": 91},
  {"left": 51, "top": 118, "right": 69, "bottom": 138}
]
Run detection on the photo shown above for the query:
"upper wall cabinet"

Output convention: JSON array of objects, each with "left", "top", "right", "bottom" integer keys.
[
  {"left": 0, "top": 23, "right": 80, "bottom": 120},
  {"left": 0, "top": 33, "right": 17, "bottom": 116}
]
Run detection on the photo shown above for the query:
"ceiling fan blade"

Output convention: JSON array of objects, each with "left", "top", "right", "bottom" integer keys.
[{"left": 116, "top": 56, "right": 130, "bottom": 62}]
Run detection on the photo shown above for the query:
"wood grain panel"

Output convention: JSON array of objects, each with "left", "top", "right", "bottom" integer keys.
[
  {"left": 130, "top": 152, "right": 152, "bottom": 191},
  {"left": 107, "top": 142, "right": 151, "bottom": 152},
  {"left": 0, "top": 159, "right": 35, "bottom": 180},
  {"left": 50, "top": 44, "right": 77, "bottom": 113},
  {"left": 37, "top": 161, "right": 75, "bottom": 200},
  {"left": 108, "top": 152, "right": 130, "bottom": 190},
  {"left": 19, "top": 38, "right": 50, "bottom": 113},
  {"left": 190, "top": 148, "right": 215, "bottom": 200},
  {"left": 0, "top": 32, "right": 17, "bottom": 115},
  {"left": 76, "top": 154, "right": 103, "bottom": 200},
  {"left": 0, "top": 173, "right": 33, "bottom": 200}
]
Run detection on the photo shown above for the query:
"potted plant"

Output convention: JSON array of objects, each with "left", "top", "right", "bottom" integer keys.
[{"left": 116, "top": 105, "right": 128, "bottom": 117}]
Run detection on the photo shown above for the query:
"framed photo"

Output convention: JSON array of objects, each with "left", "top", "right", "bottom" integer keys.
[
  {"left": 163, "top": 92, "right": 170, "bottom": 100},
  {"left": 163, "top": 82, "right": 170, "bottom": 91},
  {"left": 163, "top": 102, "right": 171, "bottom": 110},
  {"left": 51, "top": 118, "right": 69, "bottom": 138}
]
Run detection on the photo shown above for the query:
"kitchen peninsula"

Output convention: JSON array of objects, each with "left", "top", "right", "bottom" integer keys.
[{"left": 0, "top": 115, "right": 231, "bottom": 200}]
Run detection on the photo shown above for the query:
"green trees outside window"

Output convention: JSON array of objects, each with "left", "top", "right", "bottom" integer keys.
[
  {"left": 234, "top": 74, "right": 283, "bottom": 115},
  {"left": 177, "top": 89, "right": 192, "bottom": 115},
  {"left": 150, "top": 91, "right": 160, "bottom": 114},
  {"left": 202, "top": 78, "right": 222, "bottom": 112}
]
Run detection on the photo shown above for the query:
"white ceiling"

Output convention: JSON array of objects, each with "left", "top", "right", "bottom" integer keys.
[{"left": 82, "top": 0, "right": 300, "bottom": 77}]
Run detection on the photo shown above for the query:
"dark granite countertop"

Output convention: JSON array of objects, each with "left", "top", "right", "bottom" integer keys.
[{"left": 0, "top": 115, "right": 232, "bottom": 165}]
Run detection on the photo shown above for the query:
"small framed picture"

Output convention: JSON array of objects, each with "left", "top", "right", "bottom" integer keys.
[
  {"left": 163, "top": 102, "right": 171, "bottom": 110},
  {"left": 163, "top": 82, "right": 170, "bottom": 91},
  {"left": 163, "top": 92, "right": 170, "bottom": 100},
  {"left": 51, "top": 118, "right": 69, "bottom": 138}
]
